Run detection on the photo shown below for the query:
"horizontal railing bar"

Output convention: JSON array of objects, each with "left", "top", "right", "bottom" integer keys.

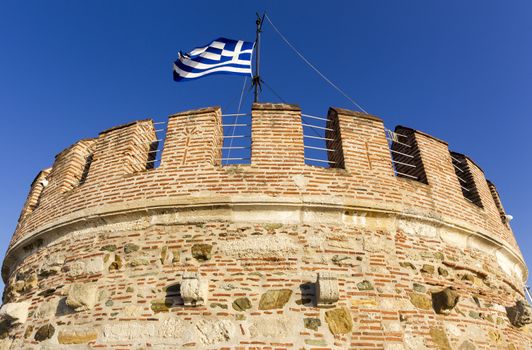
[
  {"left": 223, "top": 135, "right": 250, "bottom": 138},
  {"left": 153, "top": 122, "right": 166, "bottom": 125},
  {"left": 145, "top": 159, "right": 161, "bottom": 163},
  {"left": 302, "top": 123, "right": 333, "bottom": 131},
  {"left": 465, "top": 197, "right": 473, "bottom": 203},
  {"left": 395, "top": 171, "right": 418, "bottom": 179},
  {"left": 453, "top": 164, "right": 464, "bottom": 173},
  {"left": 387, "top": 138, "right": 411, "bottom": 148},
  {"left": 457, "top": 175, "right": 468, "bottom": 183},
  {"left": 392, "top": 160, "right": 416, "bottom": 168},
  {"left": 301, "top": 113, "right": 329, "bottom": 122},
  {"left": 390, "top": 149, "right": 414, "bottom": 158},
  {"left": 147, "top": 150, "right": 162, "bottom": 153},
  {"left": 461, "top": 186, "right": 471, "bottom": 192},
  {"left": 305, "top": 157, "right": 335, "bottom": 164},
  {"left": 146, "top": 139, "right": 163, "bottom": 143},
  {"left": 385, "top": 129, "right": 408, "bottom": 139},
  {"left": 155, "top": 129, "right": 164, "bottom": 132},
  {"left": 304, "top": 135, "right": 335, "bottom": 141},
  {"left": 222, "top": 146, "right": 250, "bottom": 149},
  {"left": 223, "top": 124, "right": 250, "bottom": 127},
  {"left": 304, "top": 145, "right": 335, "bottom": 151},
  {"left": 222, "top": 157, "right": 250, "bottom": 160},
  {"left": 451, "top": 155, "right": 462, "bottom": 163},
  {"left": 222, "top": 113, "right": 250, "bottom": 117}
]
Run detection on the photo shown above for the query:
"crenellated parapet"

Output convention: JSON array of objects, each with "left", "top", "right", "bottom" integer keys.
[
  {"left": 5, "top": 103, "right": 525, "bottom": 284},
  {"left": 2, "top": 102, "right": 530, "bottom": 349}
]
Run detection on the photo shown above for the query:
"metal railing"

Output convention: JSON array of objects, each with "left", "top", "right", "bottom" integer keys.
[
  {"left": 222, "top": 113, "right": 251, "bottom": 164},
  {"left": 302, "top": 113, "right": 337, "bottom": 167},
  {"left": 450, "top": 152, "right": 482, "bottom": 207},
  {"left": 385, "top": 128, "right": 419, "bottom": 180}
]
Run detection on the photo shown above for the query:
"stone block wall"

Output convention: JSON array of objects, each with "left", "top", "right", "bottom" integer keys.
[{"left": 1, "top": 103, "right": 529, "bottom": 349}]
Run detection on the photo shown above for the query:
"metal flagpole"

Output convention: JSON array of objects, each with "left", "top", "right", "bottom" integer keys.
[{"left": 253, "top": 12, "right": 265, "bottom": 103}]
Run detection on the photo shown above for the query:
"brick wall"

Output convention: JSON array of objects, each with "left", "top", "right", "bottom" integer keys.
[{"left": 1, "top": 103, "right": 529, "bottom": 349}]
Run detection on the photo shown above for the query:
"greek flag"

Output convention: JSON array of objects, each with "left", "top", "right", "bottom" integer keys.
[{"left": 173, "top": 38, "right": 254, "bottom": 81}]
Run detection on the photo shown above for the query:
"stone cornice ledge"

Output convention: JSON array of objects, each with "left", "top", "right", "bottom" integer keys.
[{"left": 4, "top": 195, "right": 527, "bottom": 285}]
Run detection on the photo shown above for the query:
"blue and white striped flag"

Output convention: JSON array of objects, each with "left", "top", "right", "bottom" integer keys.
[{"left": 173, "top": 37, "right": 254, "bottom": 81}]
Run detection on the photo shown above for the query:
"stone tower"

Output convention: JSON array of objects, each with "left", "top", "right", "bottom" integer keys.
[{"left": 1, "top": 103, "right": 530, "bottom": 349}]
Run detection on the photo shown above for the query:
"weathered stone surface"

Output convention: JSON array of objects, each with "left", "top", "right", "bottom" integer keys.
[
  {"left": 434, "top": 252, "right": 445, "bottom": 260},
  {"left": 195, "top": 319, "right": 235, "bottom": 345},
  {"left": 304, "top": 318, "right": 321, "bottom": 331},
  {"left": 399, "top": 262, "right": 416, "bottom": 270},
  {"left": 357, "top": 280, "right": 374, "bottom": 291},
  {"left": 258, "top": 289, "right": 292, "bottom": 310},
  {"left": 15, "top": 272, "right": 37, "bottom": 294},
  {"left": 232, "top": 297, "right": 251, "bottom": 311},
  {"left": 58, "top": 328, "right": 98, "bottom": 344},
  {"left": 66, "top": 283, "right": 98, "bottom": 311},
  {"left": 102, "top": 318, "right": 188, "bottom": 342},
  {"left": 34, "top": 324, "right": 55, "bottom": 341},
  {"left": 469, "top": 311, "right": 481, "bottom": 319},
  {"left": 39, "top": 255, "right": 65, "bottom": 277},
  {"left": 461, "top": 273, "right": 475, "bottom": 282},
  {"left": 0, "top": 321, "right": 9, "bottom": 339},
  {"left": 413, "top": 283, "right": 426, "bottom": 293},
  {"left": 181, "top": 272, "right": 208, "bottom": 306},
  {"left": 217, "top": 235, "right": 298, "bottom": 259},
  {"left": 129, "top": 256, "right": 150, "bottom": 267},
  {"left": 332, "top": 255, "right": 352, "bottom": 266},
  {"left": 108, "top": 255, "right": 122, "bottom": 271},
  {"left": 305, "top": 339, "right": 327, "bottom": 346},
  {"left": 210, "top": 302, "right": 227, "bottom": 309},
  {"left": 191, "top": 244, "right": 212, "bottom": 261},
  {"left": 35, "top": 300, "right": 57, "bottom": 319},
  {"left": 151, "top": 300, "right": 172, "bottom": 313},
  {"left": 429, "top": 327, "right": 451, "bottom": 350},
  {"left": 316, "top": 272, "right": 339, "bottom": 307},
  {"left": 0, "top": 301, "right": 30, "bottom": 325},
  {"left": 85, "top": 257, "right": 104, "bottom": 274},
  {"left": 420, "top": 264, "right": 434, "bottom": 274},
  {"left": 325, "top": 307, "right": 353, "bottom": 335},
  {"left": 363, "top": 235, "right": 394, "bottom": 253},
  {"left": 506, "top": 300, "right": 532, "bottom": 327},
  {"left": 100, "top": 244, "right": 117, "bottom": 252},
  {"left": 409, "top": 292, "right": 432, "bottom": 310},
  {"left": 432, "top": 287, "right": 460, "bottom": 314},
  {"left": 160, "top": 246, "right": 175, "bottom": 265},
  {"left": 124, "top": 243, "right": 140, "bottom": 254},
  {"left": 438, "top": 267, "right": 449, "bottom": 277},
  {"left": 246, "top": 316, "right": 291, "bottom": 337},
  {"left": 66, "top": 257, "right": 104, "bottom": 277},
  {"left": 458, "top": 340, "right": 476, "bottom": 350}
]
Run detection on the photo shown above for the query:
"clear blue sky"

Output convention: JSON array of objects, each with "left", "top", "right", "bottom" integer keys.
[{"left": 0, "top": 0, "right": 530, "bottom": 291}]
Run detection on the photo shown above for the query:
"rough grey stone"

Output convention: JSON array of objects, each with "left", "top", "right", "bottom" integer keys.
[
  {"left": 357, "top": 280, "right": 374, "bottom": 291},
  {"left": 0, "top": 301, "right": 30, "bottom": 325},
  {"left": 232, "top": 297, "right": 251, "bottom": 311},
  {"left": 304, "top": 318, "right": 321, "bottom": 331},
  {"left": 413, "top": 283, "right": 426, "bottom": 293},
  {"left": 324, "top": 307, "right": 352, "bottom": 335},
  {"left": 258, "top": 289, "right": 292, "bottom": 310},
  {"left": 506, "top": 300, "right": 532, "bottom": 327},
  {"left": 124, "top": 243, "right": 140, "bottom": 254},
  {"left": 191, "top": 244, "right": 212, "bottom": 261},
  {"left": 432, "top": 287, "right": 460, "bottom": 314},
  {"left": 34, "top": 324, "right": 55, "bottom": 342},
  {"left": 66, "top": 283, "right": 98, "bottom": 311}
]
